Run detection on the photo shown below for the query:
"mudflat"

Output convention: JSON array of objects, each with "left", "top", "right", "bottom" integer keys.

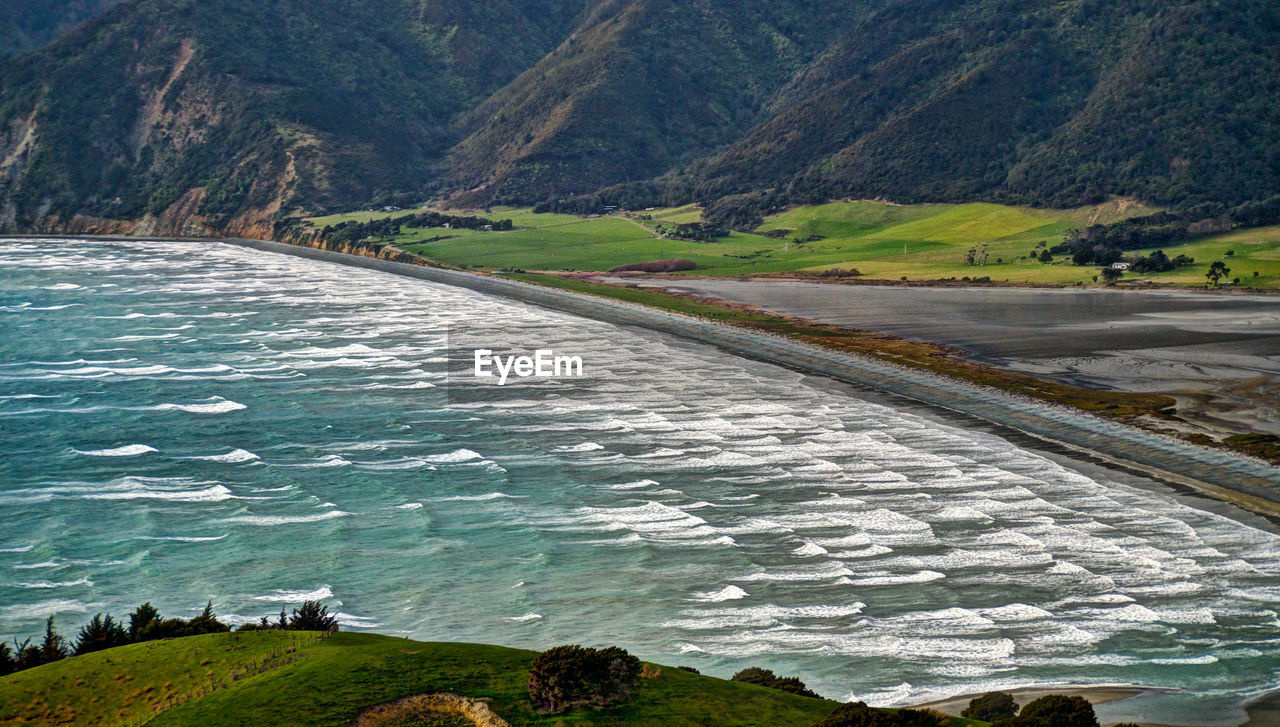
[{"left": 611, "top": 279, "right": 1280, "bottom": 438}]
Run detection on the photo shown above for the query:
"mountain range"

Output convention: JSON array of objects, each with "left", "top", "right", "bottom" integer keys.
[{"left": 0, "top": 0, "right": 1276, "bottom": 235}]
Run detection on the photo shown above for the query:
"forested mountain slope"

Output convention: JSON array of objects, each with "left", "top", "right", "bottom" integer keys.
[
  {"left": 0, "top": 0, "right": 123, "bottom": 56},
  {"left": 0, "top": 0, "right": 1275, "bottom": 235}
]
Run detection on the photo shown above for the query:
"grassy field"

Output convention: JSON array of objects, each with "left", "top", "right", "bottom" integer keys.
[
  {"left": 0, "top": 632, "right": 990, "bottom": 727},
  {"left": 305, "top": 200, "right": 1280, "bottom": 288}
]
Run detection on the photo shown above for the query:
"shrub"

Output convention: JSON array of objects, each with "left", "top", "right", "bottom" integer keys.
[
  {"left": 288, "top": 600, "right": 338, "bottom": 631},
  {"left": 676, "top": 665, "right": 700, "bottom": 673},
  {"left": 816, "top": 702, "right": 946, "bottom": 727},
  {"left": 609, "top": 258, "right": 697, "bottom": 273},
  {"left": 527, "top": 644, "right": 642, "bottom": 713},
  {"left": 962, "top": 691, "right": 1019, "bottom": 721},
  {"left": 730, "top": 666, "right": 820, "bottom": 698},
  {"left": 128, "top": 602, "right": 160, "bottom": 640},
  {"left": 1018, "top": 695, "right": 1099, "bottom": 727},
  {"left": 74, "top": 614, "right": 129, "bottom": 655},
  {"left": 0, "top": 642, "right": 14, "bottom": 676}
]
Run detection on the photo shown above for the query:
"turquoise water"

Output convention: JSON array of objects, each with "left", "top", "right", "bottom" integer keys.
[{"left": 2, "top": 239, "right": 1278, "bottom": 723}]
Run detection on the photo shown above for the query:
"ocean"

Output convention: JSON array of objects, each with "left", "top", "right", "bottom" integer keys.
[{"left": 1, "top": 239, "right": 1277, "bottom": 724}]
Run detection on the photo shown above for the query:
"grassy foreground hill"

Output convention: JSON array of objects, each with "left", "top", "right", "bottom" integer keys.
[{"left": 0, "top": 631, "right": 981, "bottom": 727}]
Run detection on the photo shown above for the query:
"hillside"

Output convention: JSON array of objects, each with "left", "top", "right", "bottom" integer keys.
[
  {"left": 0, "top": 0, "right": 1276, "bottom": 235},
  {"left": 0, "top": 0, "right": 122, "bottom": 56},
  {"left": 0, "top": 631, "right": 857, "bottom": 726},
  {"left": 0, "top": 0, "right": 589, "bottom": 237}
]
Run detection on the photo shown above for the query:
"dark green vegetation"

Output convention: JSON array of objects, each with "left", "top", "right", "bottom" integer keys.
[
  {"left": 0, "top": 0, "right": 591, "bottom": 232},
  {"left": 730, "top": 666, "right": 821, "bottom": 699},
  {"left": 815, "top": 702, "right": 953, "bottom": 727},
  {"left": 962, "top": 692, "right": 1019, "bottom": 722},
  {"left": 1009, "top": 695, "right": 1099, "bottom": 727},
  {"left": 0, "top": 631, "right": 856, "bottom": 727},
  {"left": 1, "top": 0, "right": 1276, "bottom": 236},
  {"left": 0, "top": 0, "right": 122, "bottom": 56},
  {"left": 0, "top": 599, "right": 335, "bottom": 678},
  {"left": 1065, "top": 196, "right": 1280, "bottom": 265},
  {"left": 526, "top": 644, "right": 641, "bottom": 713}
]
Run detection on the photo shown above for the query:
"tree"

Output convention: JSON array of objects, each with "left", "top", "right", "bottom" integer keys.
[
  {"left": 39, "top": 617, "right": 68, "bottom": 664},
  {"left": 288, "top": 600, "right": 338, "bottom": 631},
  {"left": 128, "top": 602, "right": 160, "bottom": 640},
  {"left": 963, "top": 691, "right": 1019, "bottom": 721},
  {"left": 527, "top": 644, "right": 641, "bottom": 713},
  {"left": 184, "top": 601, "right": 230, "bottom": 636},
  {"left": 1100, "top": 266, "right": 1123, "bottom": 283},
  {"left": 13, "top": 638, "right": 42, "bottom": 670},
  {"left": 1206, "top": 260, "right": 1230, "bottom": 286},
  {"left": 74, "top": 614, "right": 129, "bottom": 655},
  {"left": 0, "top": 642, "right": 15, "bottom": 676},
  {"left": 1018, "top": 695, "right": 1099, "bottom": 727},
  {"left": 1038, "top": 249, "right": 1053, "bottom": 263}
]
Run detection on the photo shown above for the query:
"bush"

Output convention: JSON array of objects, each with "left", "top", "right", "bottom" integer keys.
[
  {"left": 963, "top": 691, "right": 1019, "bottom": 721},
  {"left": 527, "top": 644, "right": 642, "bottom": 713},
  {"left": 74, "top": 614, "right": 129, "bottom": 655},
  {"left": 1018, "top": 695, "right": 1099, "bottom": 727},
  {"left": 730, "top": 666, "right": 820, "bottom": 698},
  {"left": 816, "top": 702, "right": 946, "bottom": 727},
  {"left": 609, "top": 258, "right": 697, "bottom": 273},
  {"left": 288, "top": 600, "right": 338, "bottom": 631}
]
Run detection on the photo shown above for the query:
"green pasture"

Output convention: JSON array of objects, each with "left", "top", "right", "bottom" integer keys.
[{"left": 315, "top": 199, "right": 1279, "bottom": 288}]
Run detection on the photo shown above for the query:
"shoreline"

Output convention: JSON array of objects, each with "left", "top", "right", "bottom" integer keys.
[
  {"left": 7, "top": 234, "right": 1278, "bottom": 519},
  {"left": 217, "top": 237, "right": 1280, "bottom": 521},
  {"left": 7, "top": 235, "right": 1279, "bottom": 726},
  {"left": 603, "top": 269, "right": 1280, "bottom": 296}
]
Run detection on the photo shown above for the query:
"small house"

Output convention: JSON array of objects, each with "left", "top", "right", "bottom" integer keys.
[{"left": 1111, "top": 262, "right": 1130, "bottom": 270}]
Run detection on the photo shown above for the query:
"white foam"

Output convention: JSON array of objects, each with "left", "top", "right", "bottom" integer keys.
[
  {"left": 555, "top": 442, "right": 605, "bottom": 452},
  {"left": 190, "top": 448, "right": 260, "bottom": 463},
  {"left": 222, "top": 510, "right": 351, "bottom": 526},
  {"left": 434, "top": 492, "right": 519, "bottom": 502},
  {"left": 424, "top": 448, "right": 484, "bottom": 464},
  {"left": 839, "top": 570, "right": 946, "bottom": 586},
  {"left": 793, "top": 541, "right": 830, "bottom": 557},
  {"left": 334, "top": 612, "right": 380, "bottom": 628},
  {"left": 0, "top": 599, "right": 104, "bottom": 621},
  {"left": 74, "top": 444, "right": 157, "bottom": 457},
  {"left": 17, "top": 577, "right": 92, "bottom": 589},
  {"left": 154, "top": 398, "right": 247, "bottom": 414},
  {"left": 505, "top": 612, "right": 543, "bottom": 622},
  {"left": 140, "top": 534, "right": 229, "bottom": 543},
  {"left": 86, "top": 481, "right": 234, "bottom": 502},
  {"left": 690, "top": 586, "right": 749, "bottom": 603},
  {"left": 254, "top": 585, "right": 334, "bottom": 602},
  {"left": 396, "top": 503, "right": 424, "bottom": 510},
  {"left": 605, "top": 479, "right": 660, "bottom": 490}
]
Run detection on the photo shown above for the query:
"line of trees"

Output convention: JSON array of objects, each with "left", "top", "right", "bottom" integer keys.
[
  {"left": 1065, "top": 194, "right": 1280, "bottom": 265},
  {"left": 316, "top": 211, "right": 514, "bottom": 247},
  {"left": 0, "top": 599, "right": 337, "bottom": 677}
]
